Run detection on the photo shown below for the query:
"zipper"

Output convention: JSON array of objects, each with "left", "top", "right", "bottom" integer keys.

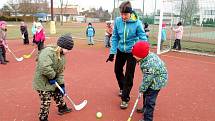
[{"left": 123, "top": 22, "right": 126, "bottom": 52}]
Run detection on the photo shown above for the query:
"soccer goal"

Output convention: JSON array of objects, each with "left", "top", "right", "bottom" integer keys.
[{"left": 154, "top": 0, "right": 215, "bottom": 56}]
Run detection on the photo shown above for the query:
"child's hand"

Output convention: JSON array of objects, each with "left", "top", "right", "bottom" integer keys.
[
  {"left": 139, "top": 86, "right": 145, "bottom": 93},
  {"left": 48, "top": 79, "right": 56, "bottom": 85}
]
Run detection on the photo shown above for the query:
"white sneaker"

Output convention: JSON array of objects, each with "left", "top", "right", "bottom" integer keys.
[
  {"left": 118, "top": 90, "right": 122, "bottom": 97},
  {"left": 120, "top": 101, "right": 128, "bottom": 109}
]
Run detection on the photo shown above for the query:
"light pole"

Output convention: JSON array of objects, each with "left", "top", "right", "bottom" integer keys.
[
  {"left": 51, "top": 0, "right": 53, "bottom": 21},
  {"left": 142, "top": 0, "right": 144, "bottom": 15},
  {"left": 50, "top": 0, "right": 56, "bottom": 34}
]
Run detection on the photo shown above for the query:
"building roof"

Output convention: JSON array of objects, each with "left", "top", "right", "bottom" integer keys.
[{"left": 50, "top": 8, "right": 78, "bottom": 15}]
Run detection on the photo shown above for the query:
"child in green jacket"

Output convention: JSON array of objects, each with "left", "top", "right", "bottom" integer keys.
[
  {"left": 132, "top": 41, "right": 168, "bottom": 121},
  {"left": 33, "top": 34, "right": 74, "bottom": 121}
]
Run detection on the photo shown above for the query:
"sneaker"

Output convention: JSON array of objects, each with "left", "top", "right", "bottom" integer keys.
[
  {"left": 58, "top": 105, "right": 72, "bottom": 115},
  {"left": 120, "top": 101, "right": 128, "bottom": 109},
  {"left": 4, "top": 60, "right": 9, "bottom": 63},
  {"left": 0, "top": 61, "right": 7, "bottom": 65},
  {"left": 136, "top": 107, "right": 145, "bottom": 113},
  {"left": 118, "top": 90, "right": 122, "bottom": 97}
]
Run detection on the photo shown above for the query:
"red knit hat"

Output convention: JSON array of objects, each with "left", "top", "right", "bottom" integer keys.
[{"left": 132, "top": 41, "right": 150, "bottom": 59}]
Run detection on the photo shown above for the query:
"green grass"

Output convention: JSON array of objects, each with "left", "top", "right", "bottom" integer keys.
[{"left": 149, "top": 38, "right": 215, "bottom": 54}]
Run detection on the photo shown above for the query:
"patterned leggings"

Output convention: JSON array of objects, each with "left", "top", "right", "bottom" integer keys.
[{"left": 37, "top": 90, "right": 66, "bottom": 121}]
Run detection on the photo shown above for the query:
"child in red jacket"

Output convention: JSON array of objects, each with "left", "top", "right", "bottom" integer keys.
[{"left": 35, "top": 22, "right": 45, "bottom": 51}]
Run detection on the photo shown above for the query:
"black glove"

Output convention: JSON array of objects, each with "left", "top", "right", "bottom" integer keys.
[{"left": 106, "top": 54, "right": 114, "bottom": 62}]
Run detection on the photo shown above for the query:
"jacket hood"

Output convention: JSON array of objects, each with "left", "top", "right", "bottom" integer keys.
[{"left": 127, "top": 11, "right": 139, "bottom": 23}]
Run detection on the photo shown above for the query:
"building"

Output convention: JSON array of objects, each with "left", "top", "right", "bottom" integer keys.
[{"left": 48, "top": 7, "right": 78, "bottom": 22}]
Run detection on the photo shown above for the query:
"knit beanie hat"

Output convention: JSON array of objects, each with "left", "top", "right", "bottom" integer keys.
[
  {"left": 57, "top": 34, "right": 74, "bottom": 50},
  {"left": 162, "top": 23, "right": 166, "bottom": 28},
  {"left": 132, "top": 41, "right": 150, "bottom": 59},
  {"left": 119, "top": 1, "right": 132, "bottom": 13},
  {"left": 0, "top": 21, "right": 6, "bottom": 28}
]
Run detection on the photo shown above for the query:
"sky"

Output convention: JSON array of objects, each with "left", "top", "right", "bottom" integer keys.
[{"left": 0, "top": 0, "right": 158, "bottom": 14}]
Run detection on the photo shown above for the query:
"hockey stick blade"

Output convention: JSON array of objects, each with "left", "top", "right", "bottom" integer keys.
[
  {"left": 8, "top": 48, "right": 24, "bottom": 62},
  {"left": 23, "top": 48, "right": 36, "bottom": 59},
  {"left": 55, "top": 82, "right": 87, "bottom": 111},
  {"left": 66, "top": 95, "right": 87, "bottom": 110}
]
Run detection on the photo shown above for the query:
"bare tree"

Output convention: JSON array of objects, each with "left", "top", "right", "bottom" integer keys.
[
  {"left": 59, "top": 0, "right": 69, "bottom": 25},
  {"left": 180, "top": 0, "right": 199, "bottom": 25},
  {"left": 1, "top": 5, "right": 12, "bottom": 16},
  {"left": 18, "top": 0, "right": 48, "bottom": 21},
  {"left": 7, "top": 0, "right": 20, "bottom": 21}
]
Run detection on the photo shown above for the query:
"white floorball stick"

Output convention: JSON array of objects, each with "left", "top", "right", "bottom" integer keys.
[
  {"left": 7, "top": 48, "right": 24, "bottom": 62},
  {"left": 55, "top": 82, "right": 87, "bottom": 111},
  {"left": 127, "top": 93, "right": 142, "bottom": 121}
]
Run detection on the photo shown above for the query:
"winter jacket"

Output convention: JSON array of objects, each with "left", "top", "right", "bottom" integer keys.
[
  {"left": 20, "top": 25, "right": 28, "bottom": 35},
  {"left": 161, "top": 28, "right": 167, "bottom": 41},
  {"left": 139, "top": 52, "right": 168, "bottom": 92},
  {"left": 110, "top": 11, "right": 148, "bottom": 54},
  {"left": 33, "top": 46, "right": 65, "bottom": 91},
  {"left": 35, "top": 28, "right": 45, "bottom": 43},
  {"left": 31, "top": 25, "right": 36, "bottom": 35},
  {"left": 0, "top": 29, "right": 7, "bottom": 47},
  {"left": 86, "top": 26, "right": 95, "bottom": 37},
  {"left": 173, "top": 26, "right": 183, "bottom": 39}
]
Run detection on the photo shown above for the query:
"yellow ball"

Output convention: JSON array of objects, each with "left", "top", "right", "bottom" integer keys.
[{"left": 96, "top": 112, "right": 102, "bottom": 119}]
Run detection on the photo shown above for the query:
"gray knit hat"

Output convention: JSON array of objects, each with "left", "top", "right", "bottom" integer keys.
[
  {"left": 57, "top": 34, "right": 74, "bottom": 50},
  {"left": 119, "top": 1, "right": 132, "bottom": 13}
]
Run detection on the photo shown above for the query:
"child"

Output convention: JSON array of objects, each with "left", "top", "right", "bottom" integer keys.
[
  {"left": 31, "top": 21, "right": 37, "bottom": 45},
  {"left": 144, "top": 23, "right": 150, "bottom": 39},
  {"left": 33, "top": 34, "right": 74, "bottom": 121},
  {"left": 35, "top": 22, "right": 45, "bottom": 51},
  {"left": 161, "top": 23, "right": 167, "bottom": 50},
  {"left": 86, "top": 22, "right": 95, "bottom": 45},
  {"left": 104, "top": 21, "right": 113, "bottom": 48},
  {"left": 171, "top": 21, "right": 183, "bottom": 50},
  {"left": 131, "top": 41, "right": 168, "bottom": 121},
  {"left": 20, "top": 21, "right": 29, "bottom": 45},
  {"left": 0, "top": 21, "right": 9, "bottom": 65}
]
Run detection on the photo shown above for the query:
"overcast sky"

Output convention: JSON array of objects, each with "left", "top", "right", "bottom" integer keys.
[{"left": 0, "top": 0, "right": 158, "bottom": 14}]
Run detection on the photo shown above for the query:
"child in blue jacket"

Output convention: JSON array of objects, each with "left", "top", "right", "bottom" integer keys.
[
  {"left": 132, "top": 41, "right": 168, "bottom": 121},
  {"left": 86, "top": 23, "right": 95, "bottom": 45},
  {"left": 161, "top": 23, "right": 167, "bottom": 50}
]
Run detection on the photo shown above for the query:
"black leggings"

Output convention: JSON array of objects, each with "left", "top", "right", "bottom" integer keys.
[
  {"left": 114, "top": 49, "right": 137, "bottom": 102},
  {"left": 173, "top": 39, "right": 181, "bottom": 50},
  {"left": 37, "top": 41, "right": 44, "bottom": 51}
]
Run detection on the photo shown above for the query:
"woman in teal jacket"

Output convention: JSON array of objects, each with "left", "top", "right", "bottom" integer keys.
[{"left": 106, "top": 1, "right": 148, "bottom": 109}]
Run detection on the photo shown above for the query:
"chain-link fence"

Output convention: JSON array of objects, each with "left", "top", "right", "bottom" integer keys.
[{"left": 141, "top": 0, "right": 215, "bottom": 55}]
